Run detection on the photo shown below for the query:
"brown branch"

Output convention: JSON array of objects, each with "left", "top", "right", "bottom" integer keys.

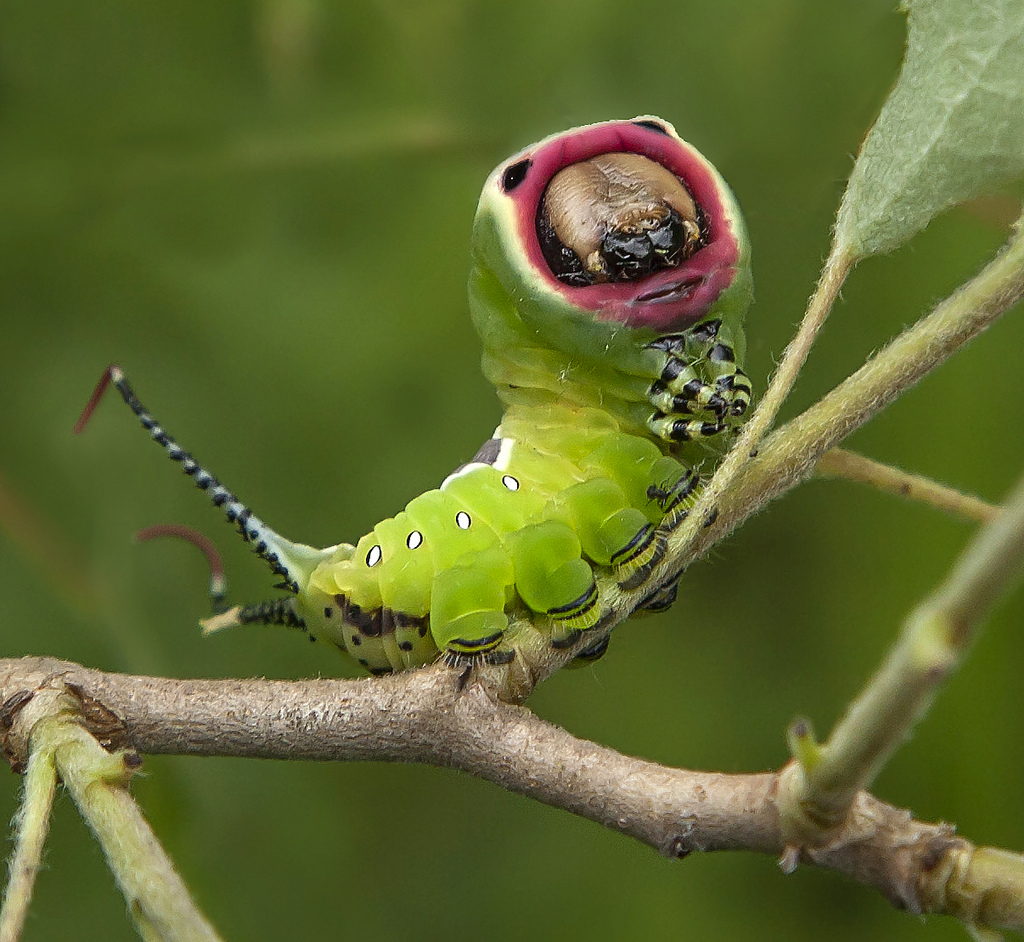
[{"left": 0, "top": 656, "right": 977, "bottom": 921}]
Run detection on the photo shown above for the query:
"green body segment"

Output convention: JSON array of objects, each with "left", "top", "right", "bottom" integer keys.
[{"left": 299, "top": 404, "right": 700, "bottom": 673}]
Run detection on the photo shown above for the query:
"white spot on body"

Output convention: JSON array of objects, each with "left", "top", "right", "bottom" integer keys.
[
  {"left": 407, "top": 530, "right": 423, "bottom": 550},
  {"left": 456, "top": 511, "right": 471, "bottom": 530},
  {"left": 366, "top": 545, "right": 382, "bottom": 567},
  {"left": 502, "top": 475, "right": 519, "bottom": 491}
]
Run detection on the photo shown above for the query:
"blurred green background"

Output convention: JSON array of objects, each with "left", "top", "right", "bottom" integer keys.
[{"left": 2, "top": 1, "right": 1023, "bottom": 939}]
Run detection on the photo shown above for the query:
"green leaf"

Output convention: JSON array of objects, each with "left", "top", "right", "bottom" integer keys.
[{"left": 835, "top": 0, "right": 1024, "bottom": 260}]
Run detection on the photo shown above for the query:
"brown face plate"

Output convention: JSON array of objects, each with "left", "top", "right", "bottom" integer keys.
[{"left": 538, "top": 153, "right": 702, "bottom": 285}]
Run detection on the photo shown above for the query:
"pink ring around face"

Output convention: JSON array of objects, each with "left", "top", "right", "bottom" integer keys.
[{"left": 503, "top": 121, "right": 741, "bottom": 332}]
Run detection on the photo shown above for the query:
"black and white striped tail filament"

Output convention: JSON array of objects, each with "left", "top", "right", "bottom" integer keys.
[{"left": 75, "top": 364, "right": 301, "bottom": 593}]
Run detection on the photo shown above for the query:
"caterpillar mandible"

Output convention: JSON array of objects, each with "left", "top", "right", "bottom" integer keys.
[{"left": 77, "top": 117, "right": 753, "bottom": 676}]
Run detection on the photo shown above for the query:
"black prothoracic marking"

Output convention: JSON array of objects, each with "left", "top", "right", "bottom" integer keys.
[
  {"left": 646, "top": 334, "right": 687, "bottom": 354},
  {"left": 502, "top": 158, "right": 532, "bottom": 192},
  {"left": 661, "top": 358, "right": 686, "bottom": 383},
  {"left": 398, "top": 641, "right": 413, "bottom": 652},
  {"left": 632, "top": 119, "right": 669, "bottom": 135},
  {"left": 689, "top": 319, "right": 722, "bottom": 344},
  {"left": 710, "top": 343, "right": 735, "bottom": 364},
  {"left": 394, "top": 611, "right": 429, "bottom": 635},
  {"left": 323, "top": 606, "right": 332, "bottom": 618},
  {"left": 670, "top": 419, "right": 691, "bottom": 442}
]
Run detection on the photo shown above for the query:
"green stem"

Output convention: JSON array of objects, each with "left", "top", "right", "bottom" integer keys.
[
  {"left": 785, "top": 464, "right": 1024, "bottom": 832},
  {"left": 53, "top": 719, "right": 223, "bottom": 942},
  {"left": 0, "top": 728, "right": 57, "bottom": 942},
  {"left": 816, "top": 448, "right": 1000, "bottom": 524}
]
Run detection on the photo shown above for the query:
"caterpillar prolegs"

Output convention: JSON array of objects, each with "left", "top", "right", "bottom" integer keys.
[{"left": 78, "top": 117, "right": 752, "bottom": 676}]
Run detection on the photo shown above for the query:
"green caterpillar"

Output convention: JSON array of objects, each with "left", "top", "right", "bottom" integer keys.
[{"left": 78, "top": 117, "right": 752, "bottom": 675}]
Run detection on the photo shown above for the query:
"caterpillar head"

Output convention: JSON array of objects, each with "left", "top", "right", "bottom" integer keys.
[{"left": 469, "top": 117, "right": 752, "bottom": 436}]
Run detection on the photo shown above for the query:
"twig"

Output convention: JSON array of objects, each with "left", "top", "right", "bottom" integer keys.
[
  {"left": 780, "top": 463, "right": 1024, "bottom": 836},
  {"left": 815, "top": 448, "right": 1000, "bottom": 524},
  {"left": 0, "top": 725, "right": 57, "bottom": 942}
]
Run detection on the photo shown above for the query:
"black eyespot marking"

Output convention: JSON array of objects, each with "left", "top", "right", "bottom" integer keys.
[
  {"left": 502, "top": 158, "right": 532, "bottom": 192},
  {"left": 633, "top": 119, "right": 669, "bottom": 135}
]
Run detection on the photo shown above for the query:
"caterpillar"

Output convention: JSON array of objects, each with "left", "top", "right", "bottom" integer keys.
[{"left": 77, "top": 116, "right": 752, "bottom": 676}]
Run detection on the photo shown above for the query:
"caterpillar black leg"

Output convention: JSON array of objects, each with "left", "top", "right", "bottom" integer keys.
[
  {"left": 442, "top": 645, "right": 516, "bottom": 692},
  {"left": 645, "top": 318, "right": 752, "bottom": 443},
  {"left": 613, "top": 525, "right": 667, "bottom": 591},
  {"left": 547, "top": 579, "right": 601, "bottom": 648},
  {"left": 636, "top": 578, "right": 680, "bottom": 614},
  {"left": 647, "top": 467, "right": 700, "bottom": 514}
]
